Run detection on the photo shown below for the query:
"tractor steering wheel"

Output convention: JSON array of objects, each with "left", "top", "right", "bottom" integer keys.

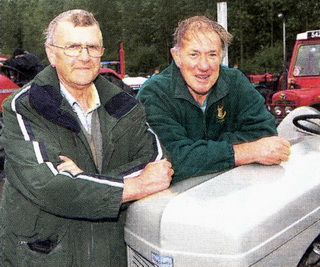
[{"left": 293, "top": 114, "right": 320, "bottom": 135}]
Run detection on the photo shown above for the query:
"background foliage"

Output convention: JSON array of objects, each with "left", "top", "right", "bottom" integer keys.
[{"left": 0, "top": 0, "right": 319, "bottom": 76}]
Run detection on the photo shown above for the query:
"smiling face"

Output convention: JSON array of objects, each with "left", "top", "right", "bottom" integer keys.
[
  {"left": 46, "top": 21, "right": 102, "bottom": 92},
  {"left": 171, "top": 29, "right": 223, "bottom": 104}
]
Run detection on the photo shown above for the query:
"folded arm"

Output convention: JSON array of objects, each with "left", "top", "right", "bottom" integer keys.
[{"left": 57, "top": 156, "right": 173, "bottom": 202}]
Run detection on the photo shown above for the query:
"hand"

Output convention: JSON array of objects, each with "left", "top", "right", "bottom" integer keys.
[
  {"left": 122, "top": 158, "right": 173, "bottom": 202},
  {"left": 234, "top": 136, "right": 291, "bottom": 166},
  {"left": 57, "top": 155, "right": 83, "bottom": 176}
]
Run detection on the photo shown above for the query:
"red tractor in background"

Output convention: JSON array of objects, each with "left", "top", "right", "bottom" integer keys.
[
  {"left": 249, "top": 30, "right": 320, "bottom": 124},
  {"left": 99, "top": 42, "right": 147, "bottom": 96},
  {"left": 99, "top": 42, "right": 125, "bottom": 80},
  {"left": 0, "top": 54, "right": 21, "bottom": 112},
  {"left": 0, "top": 65, "right": 20, "bottom": 175},
  {"left": 269, "top": 30, "right": 320, "bottom": 123},
  {"left": 0, "top": 74, "right": 20, "bottom": 112},
  {"left": 247, "top": 72, "right": 280, "bottom": 104},
  {"left": 98, "top": 42, "right": 136, "bottom": 95}
]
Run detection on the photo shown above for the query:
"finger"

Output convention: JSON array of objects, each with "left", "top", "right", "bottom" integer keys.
[
  {"left": 57, "top": 162, "right": 70, "bottom": 170},
  {"left": 280, "top": 154, "right": 289, "bottom": 162},
  {"left": 59, "top": 155, "right": 68, "bottom": 161},
  {"left": 160, "top": 158, "right": 173, "bottom": 167},
  {"left": 148, "top": 159, "right": 166, "bottom": 166},
  {"left": 280, "top": 138, "right": 291, "bottom": 148},
  {"left": 57, "top": 161, "right": 73, "bottom": 171},
  {"left": 59, "top": 156, "right": 74, "bottom": 167},
  {"left": 284, "top": 150, "right": 291, "bottom": 156},
  {"left": 57, "top": 164, "right": 66, "bottom": 172},
  {"left": 280, "top": 145, "right": 291, "bottom": 156}
]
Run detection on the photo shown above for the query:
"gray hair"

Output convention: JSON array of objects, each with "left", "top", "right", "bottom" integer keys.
[
  {"left": 172, "top": 15, "right": 232, "bottom": 51},
  {"left": 44, "top": 9, "right": 100, "bottom": 45}
]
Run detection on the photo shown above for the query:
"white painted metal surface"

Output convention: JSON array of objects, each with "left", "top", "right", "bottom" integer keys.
[{"left": 125, "top": 135, "right": 320, "bottom": 266}]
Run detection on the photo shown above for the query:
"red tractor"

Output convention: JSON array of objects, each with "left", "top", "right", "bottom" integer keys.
[
  {"left": 0, "top": 69, "right": 20, "bottom": 173},
  {"left": 0, "top": 74, "right": 20, "bottom": 112},
  {"left": 99, "top": 42, "right": 125, "bottom": 80},
  {"left": 247, "top": 72, "right": 280, "bottom": 103},
  {"left": 268, "top": 30, "right": 320, "bottom": 123},
  {"left": 98, "top": 42, "right": 135, "bottom": 95},
  {"left": 0, "top": 55, "right": 20, "bottom": 105}
]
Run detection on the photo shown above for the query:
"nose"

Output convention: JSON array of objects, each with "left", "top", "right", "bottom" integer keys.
[
  {"left": 78, "top": 47, "right": 91, "bottom": 61},
  {"left": 198, "top": 55, "right": 210, "bottom": 71}
]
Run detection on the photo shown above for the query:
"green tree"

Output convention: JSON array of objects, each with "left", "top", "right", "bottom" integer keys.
[{"left": 1, "top": 0, "right": 320, "bottom": 75}]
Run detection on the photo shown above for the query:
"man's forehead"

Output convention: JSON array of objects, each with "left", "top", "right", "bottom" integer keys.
[
  {"left": 56, "top": 21, "right": 99, "bottom": 32},
  {"left": 182, "top": 30, "right": 221, "bottom": 48},
  {"left": 54, "top": 21, "right": 102, "bottom": 42}
]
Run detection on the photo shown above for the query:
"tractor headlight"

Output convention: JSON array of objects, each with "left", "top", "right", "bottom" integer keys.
[
  {"left": 273, "top": 106, "right": 282, "bottom": 116},
  {"left": 285, "top": 106, "right": 293, "bottom": 115}
]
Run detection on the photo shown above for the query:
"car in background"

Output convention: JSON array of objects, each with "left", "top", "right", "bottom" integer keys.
[
  {"left": 0, "top": 70, "right": 20, "bottom": 178},
  {"left": 0, "top": 55, "right": 9, "bottom": 64},
  {"left": 122, "top": 76, "right": 148, "bottom": 96}
]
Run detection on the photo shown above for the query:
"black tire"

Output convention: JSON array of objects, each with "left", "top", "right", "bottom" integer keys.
[{"left": 297, "top": 234, "right": 320, "bottom": 266}]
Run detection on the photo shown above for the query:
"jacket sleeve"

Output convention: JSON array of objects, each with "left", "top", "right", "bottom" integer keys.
[
  {"left": 3, "top": 88, "right": 124, "bottom": 220},
  {"left": 100, "top": 90, "right": 167, "bottom": 179},
  {"left": 215, "top": 71, "right": 277, "bottom": 144}
]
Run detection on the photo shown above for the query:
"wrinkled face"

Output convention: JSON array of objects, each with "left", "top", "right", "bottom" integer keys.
[
  {"left": 171, "top": 30, "right": 223, "bottom": 104},
  {"left": 46, "top": 21, "right": 102, "bottom": 91}
]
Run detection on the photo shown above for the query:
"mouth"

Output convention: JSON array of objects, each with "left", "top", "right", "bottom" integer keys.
[
  {"left": 75, "top": 66, "right": 90, "bottom": 70},
  {"left": 195, "top": 74, "right": 210, "bottom": 81},
  {"left": 73, "top": 67, "right": 92, "bottom": 73}
]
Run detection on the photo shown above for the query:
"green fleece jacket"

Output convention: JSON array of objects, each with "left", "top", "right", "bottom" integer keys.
[
  {"left": 0, "top": 66, "right": 165, "bottom": 267},
  {"left": 138, "top": 62, "right": 277, "bottom": 182}
]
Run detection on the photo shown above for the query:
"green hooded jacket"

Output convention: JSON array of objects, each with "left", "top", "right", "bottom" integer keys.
[
  {"left": 0, "top": 66, "right": 165, "bottom": 267},
  {"left": 138, "top": 62, "right": 277, "bottom": 182}
]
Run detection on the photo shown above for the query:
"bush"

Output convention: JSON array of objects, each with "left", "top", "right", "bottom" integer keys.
[{"left": 241, "top": 43, "right": 284, "bottom": 74}]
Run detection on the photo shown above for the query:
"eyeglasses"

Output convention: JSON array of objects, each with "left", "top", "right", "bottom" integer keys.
[{"left": 50, "top": 44, "right": 105, "bottom": 58}]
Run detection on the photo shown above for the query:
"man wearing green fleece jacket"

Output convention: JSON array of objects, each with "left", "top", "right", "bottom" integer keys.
[{"left": 138, "top": 16, "right": 291, "bottom": 182}]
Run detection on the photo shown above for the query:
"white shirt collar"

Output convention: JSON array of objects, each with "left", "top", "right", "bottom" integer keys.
[{"left": 60, "top": 82, "right": 101, "bottom": 113}]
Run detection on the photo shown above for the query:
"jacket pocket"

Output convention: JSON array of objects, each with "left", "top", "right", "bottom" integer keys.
[{"left": 16, "top": 234, "right": 71, "bottom": 267}]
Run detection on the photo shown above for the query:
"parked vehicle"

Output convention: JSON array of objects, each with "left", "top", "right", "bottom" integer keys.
[
  {"left": 99, "top": 42, "right": 125, "bottom": 80},
  {"left": 125, "top": 107, "right": 320, "bottom": 267},
  {"left": 247, "top": 72, "right": 280, "bottom": 104},
  {"left": 268, "top": 30, "right": 320, "bottom": 124},
  {"left": 122, "top": 76, "right": 148, "bottom": 95},
  {"left": 0, "top": 72, "right": 20, "bottom": 175},
  {"left": 1, "top": 65, "right": 32, "bottom": 87},
  {"left": 98, "top": 42, "right": 139, "bottom": 95},
  {"left": 0, "top": 72, "right": 20, "bottom": 109},
  {"left": 0, "top": 55, "right": 9, "bottom": 64}
]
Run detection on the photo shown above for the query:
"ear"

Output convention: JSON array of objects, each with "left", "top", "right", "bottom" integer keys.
[
  {"left": 170, "top": 47, "right": 181, "bottom": 68},
  {"left": 45, "top": 45, "right": 57, "bottom": 67},
  {"left": 219, "top": 50, "right": 224, "bottom": 64}
]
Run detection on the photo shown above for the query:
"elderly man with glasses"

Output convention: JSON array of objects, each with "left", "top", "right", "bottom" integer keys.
[{"left": 0, "top": 9, "right": 173, "bottom": 267}]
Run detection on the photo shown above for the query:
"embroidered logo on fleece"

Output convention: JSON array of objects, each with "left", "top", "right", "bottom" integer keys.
[{"left": 216, "top": 104, "right": 226, "bottom": 122}]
